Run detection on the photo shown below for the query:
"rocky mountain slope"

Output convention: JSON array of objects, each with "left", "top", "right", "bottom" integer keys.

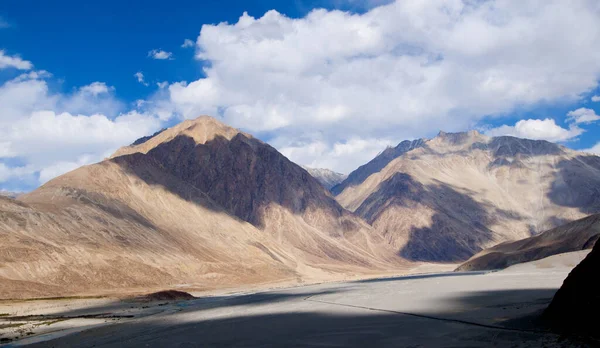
[
  {"left": 456, "top": 213, "right": 600, "bottom": 271},
  {"left": 331, "top": 139, "right": 425, "bottom": 195},
  {"left": 1, "top": 116, "right": 402, "bottom": 299},
  {"left": 544, "top": 238, "right": 600, "bottom": 338},
  {"left": 334, "top": 130, "right": 600, "bottom": 262},
  {"left": 302, "top": 167, "right": 347, "bottom": 190}
]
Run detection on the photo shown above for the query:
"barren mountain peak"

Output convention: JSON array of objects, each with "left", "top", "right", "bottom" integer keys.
[
  {"left": 335, "top": 130, "right": 600, "bottom": 263},
  {"left": 112, "top": 115, "right": 250, "bottom": 158},
  {"left": 432, "top": 129, "right": 489, "bottom": 146}
]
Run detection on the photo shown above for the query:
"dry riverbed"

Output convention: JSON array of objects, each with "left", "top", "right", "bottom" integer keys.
[{"left": 1, "top": 255, "right": 595, "bottom": 347}]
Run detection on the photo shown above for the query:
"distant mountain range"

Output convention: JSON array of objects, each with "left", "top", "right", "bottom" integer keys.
[
  {"left": 2, "top": 115, "right": 600, "bottom": 299},
  {"left": 302, "top": 167, "right": 347, "bottom": 190},
  {"left": 0, "top": 190, "right": 20, "bottom": 198}
]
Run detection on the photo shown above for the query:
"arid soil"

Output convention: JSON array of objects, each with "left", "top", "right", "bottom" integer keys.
[{"left": 0, "top": 256, "right": 595, "bottom": 347}]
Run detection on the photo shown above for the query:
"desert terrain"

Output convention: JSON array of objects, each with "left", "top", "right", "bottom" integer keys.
[
  {"left": 2, "top": 117, "right": 600, "bottom": 346},
  {"left": 0, "top": 251, "right": 595, "bottom": 347}
]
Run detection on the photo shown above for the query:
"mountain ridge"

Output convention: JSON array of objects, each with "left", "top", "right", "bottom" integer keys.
[
  {"left": 302, "top": 167, "right": 347, "bottom": 190},
  {"left": 334, "top": 129, "right": 600, "bottom": 262},
  {"left": 1, "top": 116, "right": 405, "bottom": 299}
]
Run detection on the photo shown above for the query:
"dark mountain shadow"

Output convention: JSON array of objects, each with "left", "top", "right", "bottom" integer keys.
[
  {"left": 331, "top": 139, "right": 425, "bottom": 195},
  {"left": 547, "top": 155, "right": 600, "bottom": 215},
  {"left": 543, "top": 238, "right": 600, "bottom": 338},
  {"left": 23, "top": 287, "right": 596, "bottom": 347},
  {"left": 111, "top": 134, "right": 348, "bottom": 231},
  {"left": 354, "top": 172, "right": 524, "bottom": 262}
]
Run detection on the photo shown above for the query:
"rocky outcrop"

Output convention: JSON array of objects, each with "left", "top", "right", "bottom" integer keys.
[{"left": 544, "top": 239, "right": 600, "bottom": 337}]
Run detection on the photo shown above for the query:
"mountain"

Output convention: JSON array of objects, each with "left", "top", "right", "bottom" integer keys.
[
  {"left": 543, "top": 238, "right": 600, "bottom": 338},
  {"left": 331, "top": 139, "right": 425, "bottom": 195},
  {"left": 334, "top": 130, "right": 600, "bottom": 262},
  {"left": 0, "top": 190, "right": 20, "bottom": 198},
  {"left": 1, "top": 116, "right": 401, "bottom": 299},
  {"left": 302, "top": 167, "right": 347, "bottom": 190},
  {"left": 456, "top": 213, "right": 600, "bottom": 271}
]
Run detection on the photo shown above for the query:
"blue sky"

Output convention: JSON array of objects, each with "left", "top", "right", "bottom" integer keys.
[
  {"left": 0, "top": 0, "right": 375, "bottom": 102},
  {"left": 1, "top": 0, "right": 600, "bottom": 192}
]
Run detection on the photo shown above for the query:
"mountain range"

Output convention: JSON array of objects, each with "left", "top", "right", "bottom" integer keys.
[
  {"left": 0, "top": 117, "right": 402, "bottom": 299},
  {"left": 333, "top": 130, "right": 600, "bottom": 262},
  {"left": 302, "top": 167, "right": 347, "bottom": 190},
  {"left": 1, "top": 115, "right": 600, "bottom": 298}
]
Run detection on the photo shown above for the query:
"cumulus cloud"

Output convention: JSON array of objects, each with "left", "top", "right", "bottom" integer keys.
[
  {"left": 592, "top": 95, "right": 600, "bottom": 102},
  {"left": 161, "top": 0, "right": 600, "bottom": 171},
  {"left": 134, "top": 71, "right": 149, "bottom": 86},
  {"left": 148, "top": 49, "right": 174, "bottom": 60},
  {"left": 61, "top": 83, "right": 123, "bottom": 117},
  {"left": 0, "top": 163, "right": 35, "bottom": 184},
  {"left": 0, "top": 50, "right": 33, "bottom": 70},
  {"left": 486, "top": 119, "right": 584, "bottom": 142},
  {"left": 79, "top": 81, "right": 112, "bottom": 96},
  {"left": 583, "top": 143, "right": 600, "bottom": 155},
  {"left": 487, "top": 106, "right": 600, "bottom": 142},
  {"left": 567, "top": 108, "right": 600, "bottom": 124},
  {"left": 278, "top": 137, "right": 395, "bottom": 173},
  {"left": 0, "top": 65, "right": 162, "bottom": 189},
  {"left": 181, "top": 39, "right": 194, "bottom": 48}
]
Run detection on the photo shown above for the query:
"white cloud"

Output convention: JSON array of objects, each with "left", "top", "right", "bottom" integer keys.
[
  {"left": 13, "top": 70, "right": 52, "bottom": 82},
  {"left": 567, "top": 107, "right": 600, "bottom": 124},
  {"left": 591, "top": 95, "right": 600, "bottom": 102},
  {"left": 157, "top": 81, "right": 168, "bottom": 89},
  {"left": 278, "top": 137, "right": 395, "bottom": 173},
  {"left": 162, "top": 1, "right": 600, "bottom": 172},
  {"left": 0, "top": 163, "right": 35, "bottom": 183},
  {"left": 0, "top": 50, "right": 33, "bottom": 70},
  {"left": 181, "top": 39, "right": 194, "bottom": 48},
  {"left": 79, "top": 82, "right": 112, "bottom": 96},
  {"left": 486, "top": 118, "right": 583, "bottom": 142},
  {"left": 38, "top": 154, "right": 98, "bottom": 184},
  {"left": 583, "top": 142, "right": 600, "bottom": 154},
  {"left": 148, "top": 49, "right": 174, "bottom": 60},
  {"left": 134, "top": 71, "right": 149, "bottom": 86},
  {"left": 61, "top": 84, "right": 123, "bottom": 117},
  {"left": 0, "top": 67, "right": 162, "bottom": 187}
]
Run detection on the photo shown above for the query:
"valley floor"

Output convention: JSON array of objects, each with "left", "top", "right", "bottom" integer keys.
[{"left": 0, "top": 252, "right": 595, "bottom": 347}]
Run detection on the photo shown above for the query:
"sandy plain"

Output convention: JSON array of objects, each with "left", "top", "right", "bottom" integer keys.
[{"left": 0, "top": 252, "right": 595, "bottom": 347}]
